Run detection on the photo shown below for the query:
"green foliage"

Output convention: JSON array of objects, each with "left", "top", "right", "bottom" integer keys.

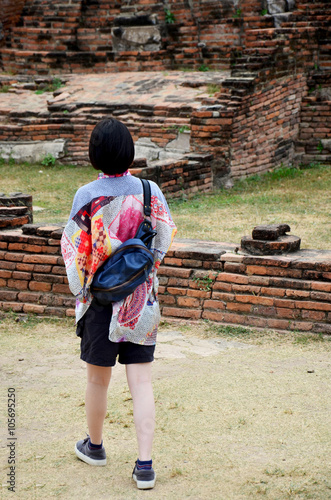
[
  {"left": 164, "top": 8, "right": 175, "bottom": 24},
  {"left": 317, "top": 141, "right": 324, "bottom": 153},
  {"left": 207, "top": 84, "right": 221, "bottom": 95},
  {"left": 35, "top": 78, "right": 63, "bottom": 95},
  {"left": 0, "top": 85, "right": 10, "bottom": 93},
  {"left": 260, "top": 9, "right": 268, "bottom": 15},
  {"left": 41, "top": 153, "right": 56, "bottom": 167},
  {"left": 198, "top": 64, "right": 210, "bottom": 72},
  {"left": 234, "top": 8, "right": 242, "bottom": 18},
  {"left": 193, "top": 274, "right": 215, "bottom": 291}
]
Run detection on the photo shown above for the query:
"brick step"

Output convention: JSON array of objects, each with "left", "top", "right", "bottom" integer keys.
[{"left": 8, "top": 27, "right": 78, "bottom": 51}]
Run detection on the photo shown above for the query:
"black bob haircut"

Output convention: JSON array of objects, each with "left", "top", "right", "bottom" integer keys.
[{"left": 89, "top": 118, "right": 135, "bottom": 175}]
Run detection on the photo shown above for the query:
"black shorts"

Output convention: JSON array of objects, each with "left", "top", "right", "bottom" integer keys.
[{"left": 76, "top": 299, "right": 155, "bottom": 367}]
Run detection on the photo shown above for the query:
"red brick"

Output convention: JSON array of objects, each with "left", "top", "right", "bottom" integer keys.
[
  {"left": 7, "top": 279, "right": 28, "bottom": 290},
  {"left": 213, "top": 281, "right": 233, "bottom": 292},
  {"left": 177, "top": 296, "right": 200, "bottom": 308},
  {"left": 259, "top": 286, "right": 285, "bottom": 297},
  {"left": 18, "top": 292, "right": 41, "bottom": 303},
  {"left": 0, "top": 291, "right": 18, "bottom": 301},
  {"left": 15, "top": 263, "right": 35, "bottom": 272},
  {"left": 182, "top": 259, "right": 203, "bottom": 268},
  {"left": 29, "top": 282, "right": 52, "bottom": 292},
  {"left": 204, "top": 299, "right": 226, "bottom": 310},
  {"left": 34, "top": 264, "right": 52, "bottom": 273},
  {"left": 236, "top": 295, "right": 274, "bottom": 306},
  {"left": 276, "top": 308, "right": 301, "bottom": 319},
  {"left": 52, "top": 283, "right": 71, "bottom": 294},
  {"left": 167, "top": 287, "right": 187, "bottom": 296},
  {"left": 274, "top": 298, "right": 295, "bottom": 309},
  {"left": 0, "top": 260, "right": 16, "bottom": 270},
  {"left": 159, "top": 294, "right": 176, "bottom": 305},
  {"left": 162, "top": 307, "right": 202, "bottom": 319},
  {"left": 8, "top": 243, "right": 43, "bottom": 253},
  {"left": 212, "top": 291, "right": 235, "bottom": 301},
  {"left": 302, "top": 310, "right": 326, "bottom": 321},
  {"left": 66, "top": 309, "right": 76, "bottom": 317},
  {"left": 311, "top": 282, "right": 331, "bottom": 293},
  {"left": 285, "top": 289, "right": 310, "bottom": 299},
  {"left": 289, "top": 321, "right": 313, "bottom": 332},
  {"left": 310, "top": 291, "right": 331, "bottom": 302},
  {"left": 164, "top": 257, "right": 183, "bottom": 266},
  {"left": 34, "top": 274, "right": 63, "bottom": 283},
  {"left": 0, "top": 242, "right": 7, "bottom": 249},
  {"left": 217, "top": 273, "right": 249, "bottom": 285},
  {"left": 294, "top": 301, "right": 331, "bottom": 312},
  {"left": 266, "top": 318, "right": 290, "bottom": 330},
  {"left": 12, "top": 271, "right": 32, "bottom": 280},
  {"left": 159, "top": 267, "right": 192, "bottom": 279},
  {"left": 202, "top": 310, "right": 225, "bottom": 322},
  {"left": 23, "top": 304, "right": 45, "bottom": 314},
  {"left": 226, "top": 302, "right": 252, "bottom": 313},
  {"left": 1, "top": 302, "right": 23, "bottom": 312},
  {"left": 187, "top": 289, "right": 211, "bottom": 299},
  {"left": 5, "top": 253, "right": 25, "bottom": 262},
  {"left": 0, "top": 270, "right": 12, "bottom": 279},
  {"left": 224, "top": 262, "right": 246, "bottom": 273},
  {"left": 44, "top": 307, "right": 65, "bottom": 317},
  {"left": 23, "top": 254, "right": 59, "bottom": 265},
  {"left": 52, "top": 266, "right": 67, "bottom": 275}
]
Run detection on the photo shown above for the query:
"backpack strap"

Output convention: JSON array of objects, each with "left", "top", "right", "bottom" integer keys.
[{"left": 141, "top": 179, "right": 151, "bottom": 217}]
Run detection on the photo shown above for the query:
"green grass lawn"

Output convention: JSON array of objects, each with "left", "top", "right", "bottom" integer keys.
[{"left": 0, "top": 162, "right": 330, "bottom": 249}]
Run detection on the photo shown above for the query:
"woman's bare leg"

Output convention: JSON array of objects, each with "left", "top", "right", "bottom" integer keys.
[
  {"left": 126, "top": 363, "right": 155, "bottom": 461},
  {"left": 85, "top": 363, "right": 112, "bottom": 445}
]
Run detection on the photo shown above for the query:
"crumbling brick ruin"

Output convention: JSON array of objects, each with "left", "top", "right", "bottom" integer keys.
[
  {"left": 0, "top": 0, "right": 330, "bottom": 185},
  {"left": 0, "top": 1, "right": 330, "bottom": 332}
]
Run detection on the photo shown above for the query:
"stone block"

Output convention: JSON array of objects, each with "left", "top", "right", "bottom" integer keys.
[{"left": 0, "top": 140, "right": 66, "bottom": 163}]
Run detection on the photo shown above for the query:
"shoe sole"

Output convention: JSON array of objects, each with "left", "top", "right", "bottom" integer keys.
[
  {"left": 75, "top": 444, "right": 107, "bottom": 466},
  {"left": 132, "top": 472, "right": 156, "bottom": 489}
]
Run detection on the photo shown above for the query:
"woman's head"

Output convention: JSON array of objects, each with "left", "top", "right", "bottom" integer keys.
[{"left": 89, "top": 118, "right": 135, "bottom": 175}]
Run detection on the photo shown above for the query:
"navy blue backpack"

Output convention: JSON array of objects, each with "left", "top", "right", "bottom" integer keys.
[{"left": 91, "top": 179, "right": 157, "bottom": 306}]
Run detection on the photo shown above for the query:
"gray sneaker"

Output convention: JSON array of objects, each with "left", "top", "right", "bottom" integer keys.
[
  {"left": 132, "top": 461, "right": 156, "bottom": 489},
  {"left": 75, "top": 436, "right": 107, "bottom": 466}
]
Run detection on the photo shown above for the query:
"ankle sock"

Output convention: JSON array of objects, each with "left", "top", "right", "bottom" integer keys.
[
  {"left": 137, "top": 459, "right": 152, "bottom": 470},
  {"left": 88, "top": 439, "right": 103, "bottom": 450}
]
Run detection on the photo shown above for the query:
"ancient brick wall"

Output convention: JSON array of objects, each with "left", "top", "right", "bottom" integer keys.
[
  {"left": 0, "top": 228, "right": 330, "bottom": 335},
  {"left": 0, "top": 0, "right": 27, "bottom": 42}
]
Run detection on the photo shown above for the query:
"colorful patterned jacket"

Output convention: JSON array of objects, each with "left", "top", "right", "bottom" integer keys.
[{"left": 61, "top": 171, "right": 177, "bottom": 345}]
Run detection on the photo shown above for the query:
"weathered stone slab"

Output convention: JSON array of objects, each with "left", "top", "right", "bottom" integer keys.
[
  {"left": 0, "top": 140, "right": 66, "bottom": 163},
  {"left": 252, "top": 224, "right": 290, "bottom": 241},
  {"left": 241, "top": 235, "right": 301, "bottom": 255}
]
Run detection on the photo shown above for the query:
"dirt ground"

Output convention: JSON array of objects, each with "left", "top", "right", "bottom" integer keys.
[{"left": 0, "top": 316, "right": 331, "bottom": 500}]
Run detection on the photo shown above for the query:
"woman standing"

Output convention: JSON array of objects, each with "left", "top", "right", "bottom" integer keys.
[{"left": 61, "top": 118, "right": 177, "bottom": 489}]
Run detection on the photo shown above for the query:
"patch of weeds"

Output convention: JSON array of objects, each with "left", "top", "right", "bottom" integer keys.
[
  {"left": 167, "top": 124, "right": 190, "bottom": 134},
  {"left": 234, "top": 8, "right": 242, "bottom": 18},
  {"left": 0, "top": 156, "right": 5, "bottom": 166},
  {"left": 207, "top": 322, "right": 253, "bottom": 338},
  {"left": 0, "top": 85, "right": 11, "bottom": 93},
  {"left": 170, "top": 468, "right": 183, "bottom": 477},
  {"left": 35, "top": 78, "right": 63, "bottom": 94},
  {"left": 41, "top": 153, "right": 56, "bottom": 167},
  {"left": 265, "top": 467, "right": 285, "bottom": 477},
  {"left": 63, "top": 109, "right": 69, "bottom": 114},
  {"left": 317, "top": 141, "right": 324, "bottom": 153},
  {"left": 198, "top": 64, "right": 210, "bottom": 72},
  {"left": 260, "top": 9, "right": 268, "bottom": 15},
  {"left": 165, "top": 9, "right": 175, "bottom": 24},
  {"left": 8, "top": 156, "right": 15, "bottom": 166},
  {"left": 207, "top": 84, "right": 221, "bottom": 95},
  {"left": 192, "top": 274, "right": 214, "bottom": 291}
]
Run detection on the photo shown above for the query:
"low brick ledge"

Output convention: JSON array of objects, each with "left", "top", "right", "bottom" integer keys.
[{"left": 0, "top": 228, "right": 331, "bottom": 334}]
